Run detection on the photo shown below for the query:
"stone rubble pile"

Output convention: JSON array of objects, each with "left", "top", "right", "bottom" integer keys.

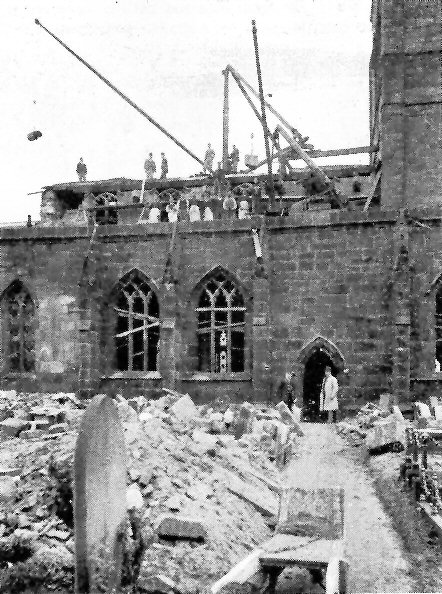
[
  {"left": 337, "top": 396, "right": 442, "bottom": 454},
  {"left": 0, "top": 389, "right": 302, "bottom": 593},
  {"left": 0, "top": 389, "right": 84, "bottom": 441},
  {"left": 336, "top": 400, "right": 410, "bottom": 453}
]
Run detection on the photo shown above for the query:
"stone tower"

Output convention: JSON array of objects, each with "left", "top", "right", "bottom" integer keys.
[{"left": 370, "top": 0, "right": 442, "bottom": 209}]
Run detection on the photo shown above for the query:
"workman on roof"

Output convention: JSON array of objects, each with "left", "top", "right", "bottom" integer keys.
[
  {"left": 203, "top": 143, "right": 215, "bottom": 173},
  {"left": 76, "top": 157, "right": 87, "bottom": 182},
  {"left": 144, "top": 153, "right": 156, "bottom": 179},
  {"left": 160, "top": 153, "right": 168, "bottom": 180}
]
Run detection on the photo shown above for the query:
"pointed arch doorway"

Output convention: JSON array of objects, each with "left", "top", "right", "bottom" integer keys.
[{"left": 297, "top": 337, "right": 344, "bottom": 422}]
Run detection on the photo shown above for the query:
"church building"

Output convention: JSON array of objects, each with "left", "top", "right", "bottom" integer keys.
[{"left": 0, "top": 0, "right": 441, "bottom": 417}]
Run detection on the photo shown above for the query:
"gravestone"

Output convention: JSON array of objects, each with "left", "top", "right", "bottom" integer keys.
[
  {"left": 378, "top": 393, "right": 392, "bottom": 411},
  {"left": 276, "top": 487, "right": 344, "bottom": 539},
  {"left": 234, "top": 403, "right": 255, "bottom": 439},
  {"left": 74, "top": 394, "right": 127, "bottom": 593}
]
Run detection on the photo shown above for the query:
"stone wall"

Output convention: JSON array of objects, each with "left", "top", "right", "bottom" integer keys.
[
  {"left": 0, "top": 207, "right": 441, "bottom": 407},
  {"left": 371, "top": 0, "right": 442, "bottom": 209}
]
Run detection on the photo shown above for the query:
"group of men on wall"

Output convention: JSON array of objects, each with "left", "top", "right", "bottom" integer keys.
[
  {"left": 76, "top": 143, "right": 242, "bottom": 186},
  {"left": 277, "top": 366, "right": 339, "bottom": 423}
]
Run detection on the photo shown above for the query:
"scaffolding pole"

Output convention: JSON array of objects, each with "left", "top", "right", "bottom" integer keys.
[
  {"left": 222, "top": 69, "right": 230, "bottom": 171},
  {"left": 35, "top": 19, "right": 205, "bottom": 168},
  {"left": 252, "top": 20, "right": 275, "bottom": 210}
]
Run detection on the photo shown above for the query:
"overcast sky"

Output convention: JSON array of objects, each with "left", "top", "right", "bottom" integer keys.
[{"left": 0, "top": 0, "right": 372, "bottom": 222}]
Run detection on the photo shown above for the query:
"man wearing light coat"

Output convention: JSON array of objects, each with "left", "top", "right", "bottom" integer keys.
[{"left": 319, "top": 366, "right": 339, "bottom": 423}]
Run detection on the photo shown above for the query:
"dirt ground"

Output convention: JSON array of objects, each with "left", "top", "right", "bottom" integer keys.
[{"left": 276, "top": 423, "right": 415, "bottom": 594}]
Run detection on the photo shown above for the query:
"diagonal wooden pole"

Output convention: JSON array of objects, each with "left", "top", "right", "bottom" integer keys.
[
  {"left": 252, "top": 20, "right": 275, "bottom": 210},
  {"left": 35, "top": 19, "right": 205, "bottom": 168}
]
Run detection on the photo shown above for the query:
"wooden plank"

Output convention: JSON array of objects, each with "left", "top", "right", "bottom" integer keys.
[
  {"left": 259, "top": 534, "right": 343, "bottom": 567},
  {"left": 227, "top": 477, "right": 279, "bottom": 517},
  {"left": 305, "top": 145, "right": 377, "bottom": 158},
  {"left": 211, "top": 548, "right": 268, "bottom": 594},
  {"left": 277, "top": 125, "right": 332, "bottom": 187},
  {"left": 222, "top": 455, "right": 282, "bottom": 494},
  {"left": 362, "top": 169, "right": 381, "bottom": 212},
  {"left": 325, "top": 557, "right": 349, "bottom": 594}
]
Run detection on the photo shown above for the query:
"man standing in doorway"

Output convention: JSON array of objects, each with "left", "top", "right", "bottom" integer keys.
[{"left": 320, "top": 366, "right": 339, "bottom": 423}]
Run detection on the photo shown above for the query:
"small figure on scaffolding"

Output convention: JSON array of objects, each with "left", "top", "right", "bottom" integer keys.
[
  {"left": 203, "top": 143, "right": 215, "bottom": 173},
  {"left": 273, "top": 130, "right": 289, "bottom": 178},
  {"left": 144, "top": 153, "right": 156, "bottom": 180},
  {"left": 160, "top": 153, "right": 168, "bottom": 180},
  {"left": 213, "top": 162, "right": 226, "bottom": 198},
  {"left": 229, "top": 145, "right": 240, "bottom": 173},
  {"left": 76, "top": 157, "right": 87, "bottom": 182}
]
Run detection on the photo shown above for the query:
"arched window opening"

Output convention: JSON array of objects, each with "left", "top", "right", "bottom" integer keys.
[
  {"left": 435, "top": 288, "right": 442, "bottom": 367},
  {"left": 114, "top": 273, "right": 159, "bottom": 371},
  {"left": 1, "top": 281, "right": 35, "bottom": 372},
  {"left": 196, "top": 272, "right": 246, "bottom": 373}
]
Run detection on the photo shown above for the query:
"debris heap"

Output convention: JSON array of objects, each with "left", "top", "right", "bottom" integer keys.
[{"left": 0, "top": 389, "right": 301, "bottom": 593}]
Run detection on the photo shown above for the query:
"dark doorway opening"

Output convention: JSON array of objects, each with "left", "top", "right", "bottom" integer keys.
[{"left": 303, "top": 348, "right": 337, "bottom": 422}]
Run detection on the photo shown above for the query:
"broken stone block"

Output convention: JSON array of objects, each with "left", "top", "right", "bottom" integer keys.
[
  {"left": 170, "top": 394, "right": 199, "bottom": 422},
  {"left": 127, "top": 483, "right": 144, "bottom": 510},
  {"left": 0, "top": 476, "right": 17, "bottom": 503},
  {"left": 234, "top": 403, "right": 256, "bottom": 439},
  {"left": 139, "top": 411, "right": 153, "bottom": 423},
  {"left": 366, "top": 419, "right": 406, "bottom": 451},
  {"left": 434, "top": 406, "right": 442, "bottom": 421},
  {"left": 20, "top": 428, "right": 44, "bottom": 440},
  {"left": 117, "top": 400, "right": 138, "bottom": 423},
  {"left": 127, "top": 396, "right": 146, "bottom": 413},
  {"left": 224, "top": 408, "right": 234, "bottom": 426},
  {"left": 46, "top": 529, "right": 71, "bottom": 541},
  {"left": 0, "top": 467, "right": 21, "bottom": 477},
  {"left": 391, "top": 405, "right": 405, "bottom": 423},
  {"left": 0, "top": 408, "right": 12, "bottom": 422},
  {"left": 137, "top": 571, "right": 179, "bottom": 594},
  {"left": 129, "top": 467, "right": 141, "bottom": 482},
  {"left": 291, "top": 405, "right": 302, "bottom": 424},
  {"left": 217, "top": 435, "right": 236, "bottom": 447},
  {"left": 275, "top": 402, "right": 294, "bottom": 424},
  {"left": 209, "top": 412, "right": 225, "bottom": 434},
  {"left": 47, "top": 422, "right": 69, "bottom": 434},
  {"left": 0, "top": 417, "right": 29, "bottom": 438},
  {"left": 378, "top": 393, "right": 392, "bottom": 411},
  {"left": 192, "top": 429, "right": 219, "bottom": 453},
  {"left": 154, "top": 514, "right": 207, "bottom": 540},
  {"left": 164, "top": 494, "right": 183, "bottom": 511},
  {"left": 186, "top": 484, "right": 213, "bottom": 501},
  {"left": 12, "top": 528, "right": 38, "bottom": 542},
  {"left": 0, "top": 389, "right": 17, "bottom": 401},
  {"left": 139, "top": 467, "right": 155, "bottom": 487},
  {"left": 415, "top": 402, "right": 432, "bottom": 419}
]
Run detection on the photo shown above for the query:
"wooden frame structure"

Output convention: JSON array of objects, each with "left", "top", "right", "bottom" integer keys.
[{"left": 211, "top": 486, "right": 348, "bottom": 594}]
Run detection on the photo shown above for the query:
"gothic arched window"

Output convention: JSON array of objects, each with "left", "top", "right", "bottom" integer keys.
[
  {"left": 1, "top": 281, "right": 35, "bottom": 372},
  {"left": 196, "top": 272, "right": 246, "bottom": 373},
  {"left": 436, "top": 287, "right": 442, "bottom": 366},
  {"left": 114, "top": 272, "right": 159, "bottom": 371}
]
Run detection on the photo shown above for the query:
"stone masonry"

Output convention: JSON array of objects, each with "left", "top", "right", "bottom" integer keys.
[{"left": 0, "top": 0, "right": 441, "bottom": 410}]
